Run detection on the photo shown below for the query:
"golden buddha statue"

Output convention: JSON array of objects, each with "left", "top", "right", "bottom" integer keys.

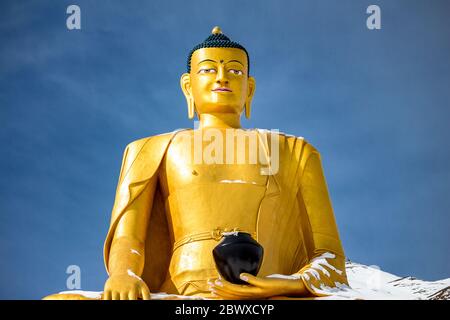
[{"left": 45, "top": 26, "right": 348, "bottom": 300}]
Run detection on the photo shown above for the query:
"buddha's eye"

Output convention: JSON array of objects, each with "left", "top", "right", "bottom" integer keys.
[
  {"left": 198, "top": 68, "right": 217, "bottom": 74},
  {"left": 229, "top": 69, "right": 243, "bottom": 75}
]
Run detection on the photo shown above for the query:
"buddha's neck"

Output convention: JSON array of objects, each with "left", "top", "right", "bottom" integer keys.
[{"left": 198, "top": 113, "right": 242, "bottom": 129}]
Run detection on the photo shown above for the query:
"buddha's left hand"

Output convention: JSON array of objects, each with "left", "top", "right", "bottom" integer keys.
[{"left": 208, "top": 273, "right": 308, "bottom": 299}]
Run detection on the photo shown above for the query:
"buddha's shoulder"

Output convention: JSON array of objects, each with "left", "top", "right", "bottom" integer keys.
[
  {"left": 253, "top": 129, "right": 318, "bottom": 152},
  {"left": 124, "top": 128, "right": 319, "bottom": 153},
  {"left": 125, "top": 129, "right": 191, "bottom": 150}
]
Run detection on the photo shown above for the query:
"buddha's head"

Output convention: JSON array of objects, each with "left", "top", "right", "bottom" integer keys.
[{"left": 181, "top": 27, "right": 256, "bottom": 120}]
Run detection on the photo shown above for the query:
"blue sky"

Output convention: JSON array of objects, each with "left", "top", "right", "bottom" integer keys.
[{"left": 1, "top": 0, "right": 449, "bottom": 299}]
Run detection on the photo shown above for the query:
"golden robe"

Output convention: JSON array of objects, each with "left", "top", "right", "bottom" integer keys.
[{"left": 103, "top": 129, "right": 349, "bottom": 297}]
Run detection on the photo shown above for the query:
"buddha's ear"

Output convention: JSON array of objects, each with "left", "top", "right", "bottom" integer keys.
[
  {"left": 245, "top": 76, "right": 256, "bottom": 119},
  {"left": 180, "top": 73, "right": 195, "bottom": 119}
]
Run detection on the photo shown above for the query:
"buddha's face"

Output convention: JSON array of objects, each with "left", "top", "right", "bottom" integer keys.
[{"left": 181, "top": 47, "right": 255, "bottom": 118}]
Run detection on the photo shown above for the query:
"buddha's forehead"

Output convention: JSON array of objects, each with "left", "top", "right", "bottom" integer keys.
[{"left": 191, "top": 48, "right": 248, "bottom": 68}]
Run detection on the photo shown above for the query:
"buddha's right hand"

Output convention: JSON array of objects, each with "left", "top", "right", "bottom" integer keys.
[{"left": 103, "top": 274, "right": 151, "bottom": 300}]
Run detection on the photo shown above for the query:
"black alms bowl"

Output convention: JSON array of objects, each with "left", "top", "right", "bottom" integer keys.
[{"left": 213, "top": 232, "right": 264, "bottom": 284}]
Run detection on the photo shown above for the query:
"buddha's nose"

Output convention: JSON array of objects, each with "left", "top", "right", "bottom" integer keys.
[{"left": 215, "top": 66, "right": 229, "bottom": 85}]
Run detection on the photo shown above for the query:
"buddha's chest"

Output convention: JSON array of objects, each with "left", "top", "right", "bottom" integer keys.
[
  {"left": 159, "top": 134, "right": 269, "bottom": 235},
  {"left": 160, "top": 132, "right": 268, "bottom": 193}
]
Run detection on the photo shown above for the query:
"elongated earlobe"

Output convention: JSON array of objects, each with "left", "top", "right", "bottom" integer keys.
[
  {"left": 245, "top": 76, "right": 256, "bottom": 119},
  {"left": 180, "top": 73, "right": 195, "bottom": 119},
  {"left": 188, "top": 98, "right": 195, "bottom": 119},
  {"left": 244, "top": 102, "right": 251, "bottom": 119}
]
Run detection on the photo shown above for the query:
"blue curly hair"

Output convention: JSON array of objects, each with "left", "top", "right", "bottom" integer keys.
[{"left": 186, "top": 27, "right": 250, "bottom": 75}]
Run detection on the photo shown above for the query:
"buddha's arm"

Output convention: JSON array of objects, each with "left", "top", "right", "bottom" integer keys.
[
  {"left": 104, "top": 177, "right": 157, "bottom": 300},
  {"left": 292, "top": 149, "right": 348, "bottom": 296},
  {"left": 109, "top": 178, "right": 156, "bottom": 275}
]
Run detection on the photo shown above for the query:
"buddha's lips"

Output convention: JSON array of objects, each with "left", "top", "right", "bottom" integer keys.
[{"left": 212, "top": 87, "right": 232, "bottom": 92}]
